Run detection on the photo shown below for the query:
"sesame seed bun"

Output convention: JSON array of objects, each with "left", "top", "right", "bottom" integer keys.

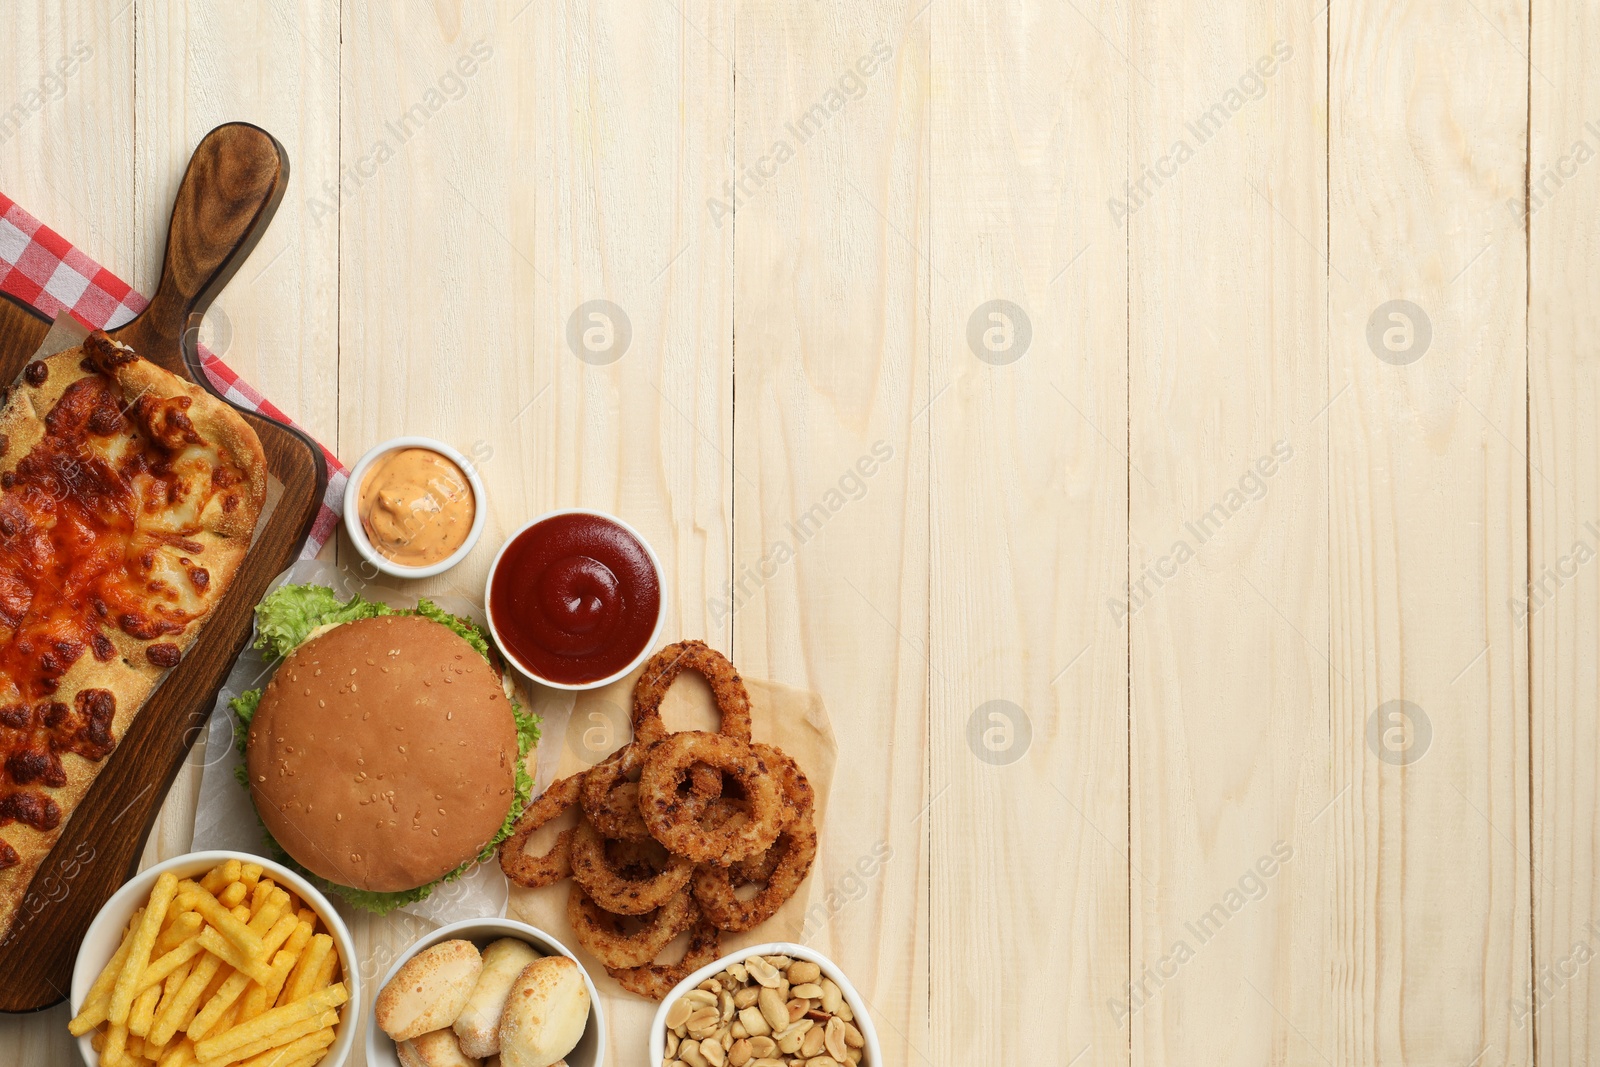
[{"left": 245, "top": 613, "right": 520, "bottom": 893}]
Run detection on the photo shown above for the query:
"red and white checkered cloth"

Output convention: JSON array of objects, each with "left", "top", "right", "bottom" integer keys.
[{"left": 0, "top": 191, "right": 345, "bottom": 556}]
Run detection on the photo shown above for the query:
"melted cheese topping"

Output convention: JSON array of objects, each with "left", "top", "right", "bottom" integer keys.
[{"left": 0, "top": 365, "right": 247, "bottom": 863}]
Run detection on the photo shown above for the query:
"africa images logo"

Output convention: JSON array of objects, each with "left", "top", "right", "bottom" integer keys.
[
  {"left": 705, "top": 40, "right": 894, "bottom": 226},
  {"left": 1107, "top": 40, "right": 1293, "bottom": 227},
  {"left": 306, "top": 40, "right": 494, "bottom": 225}
]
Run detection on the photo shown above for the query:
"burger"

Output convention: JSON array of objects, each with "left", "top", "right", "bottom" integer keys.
[{"left": 229, "top": 584, "right": 538, "bottom": 913}]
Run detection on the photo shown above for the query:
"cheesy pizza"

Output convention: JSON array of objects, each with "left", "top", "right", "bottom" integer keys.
[{"left": 0, "top": 331, "right": 266, "bottom": 937}]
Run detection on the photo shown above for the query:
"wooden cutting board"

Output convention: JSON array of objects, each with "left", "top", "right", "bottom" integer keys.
[{"left": 0, "top": 123, "right": 328, "bottom": 1012}]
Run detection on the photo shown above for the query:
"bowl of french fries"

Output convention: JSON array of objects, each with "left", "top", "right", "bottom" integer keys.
[{"left": 68, "top": 850, "right": 359, "bottom": 1067}]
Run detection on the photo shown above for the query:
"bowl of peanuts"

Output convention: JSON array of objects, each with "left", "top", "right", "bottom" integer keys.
[{"left": 649, "top": 943, "right": 879, "bottom": 1067}]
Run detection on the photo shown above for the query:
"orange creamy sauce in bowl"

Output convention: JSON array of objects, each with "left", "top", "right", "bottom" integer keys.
[{"left": 357, "top": 447, "right": 475, "bottom": 568}]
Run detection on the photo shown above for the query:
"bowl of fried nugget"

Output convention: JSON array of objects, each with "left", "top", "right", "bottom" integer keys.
[{"left": 69, "top": 850, "right": 358, "bottom": 1067}]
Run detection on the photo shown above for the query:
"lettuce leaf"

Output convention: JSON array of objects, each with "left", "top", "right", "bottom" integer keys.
[
  {"left": 229, "top": 688, "right": 263, "bottom": 789},
  {"left": 414, "top": 598, "right": 491, "bottom": 659},
  {"left": 252, "top": 583, "right": 393, "bottom": 659},
  {"left": 229, "top": 585, "right": 541, "bottom": 915}
]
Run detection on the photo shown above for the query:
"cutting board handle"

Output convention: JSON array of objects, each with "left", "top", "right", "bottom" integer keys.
[{"left": 113, "top": 123, "right": 289, "bottom": 376}]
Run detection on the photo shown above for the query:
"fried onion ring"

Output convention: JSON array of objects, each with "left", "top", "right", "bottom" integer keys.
[
  {"left": 607, "top": 918, "right": 722, "bottom": 1000},
  {"left": 581, "top": 740, "right": 719, "bottom": 843},
  {"left": 569, "top": 817, "right": 695, "bottom": 915},
  {"left": 692, "top": 805, "right": 818, "bottom": 931},
  {"left": 632, "top": 640, "right": 752, "bottom": 745},
  {"left": 639, "top": 732, "right": 784, "bottom": 865},
  {"left": 730, "top": 743, "right": 816, "bottom": 883},
  {"left": 499, "top": 773, "right": 583, "bottom": 888},
  {"left": 693, "top": 742, "right": 818, "bottom": 929},
  {"left": 566, "top": 882, "right": 695, "bottom": 969},
  {"left": 753, "top": 742, "right": 814, "bottom": 823}
]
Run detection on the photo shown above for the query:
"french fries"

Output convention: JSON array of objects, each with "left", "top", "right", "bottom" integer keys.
[
  {"left": 68, "top": 907, "right": 145, "bottom": 1036},
  {"left": 281, "top": 935, "right": 332, "bottom": 1006},
  {"left": 69, "top": 860, "right": 346, "bottom": 1067},
  {"left": 109, "top": 872, "right": 178, "bottom": 1025},
  {"left": 194, "top": 985, "right": 347, "bottom": 1063},
  {"left": 156, "top": 913, "right": 205, "bottom": 956},
  {"left": 196, "top": 927, "right": 273, "bottom": 985}
]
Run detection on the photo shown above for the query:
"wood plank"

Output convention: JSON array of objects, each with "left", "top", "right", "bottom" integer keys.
[
  {"left": 0, "top": 3, "right": 135, "bottom": 285},
  {"left": 0, "top": 1, "right": 132, "bottom": 1055},
  {"left": 340, "top": 4, "right": 733, "bottom": 1062},
  {"left": 1530, "top": 0, "right": 1600, "bottom": 1058},
  {"left": 730, "top": 3, "right": 930, "bottom": 1063},
  {"left": 1127, "top": 4, "right": 1330, "bottom": 1064},
  {"left": 130, "top": 0, "right": 343, "bottom": 876},
  {"left": 133, "top": 0, "right": 342, "bottom": 448},
  {"left": 1328, "top": 0, "right": 1530, "bottom": 1062},
  {"left": 337, "top": 1, "right": 733, "bottom": 618},
  {"left": 927, "top": 0, "right": 1128, "bottom": 1062}
]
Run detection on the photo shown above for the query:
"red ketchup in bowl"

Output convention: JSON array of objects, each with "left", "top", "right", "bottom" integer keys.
[{"left": 487, "top": 512, "right": 662, "bottom": 686}]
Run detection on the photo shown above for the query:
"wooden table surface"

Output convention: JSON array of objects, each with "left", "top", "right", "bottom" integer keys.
[{"left": 2, "top": 1, "right": 1595, "bottom": 1064}]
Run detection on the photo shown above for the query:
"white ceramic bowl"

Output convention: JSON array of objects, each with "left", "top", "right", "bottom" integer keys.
[
  {"left": 483, "top": 508, "right": 667, "bottom": 691},
  {"left": 365, "top": 917, "right": 606, "bottom": 1067},
  {"left": 649, "top": 943, "right": 882, "bottom": 1066},
  {"left": 71, "top": 850, "right": 359, "bottom": 1067},
  {"left": 343, "top": 436, "right": 487, "bottom": 579}
]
